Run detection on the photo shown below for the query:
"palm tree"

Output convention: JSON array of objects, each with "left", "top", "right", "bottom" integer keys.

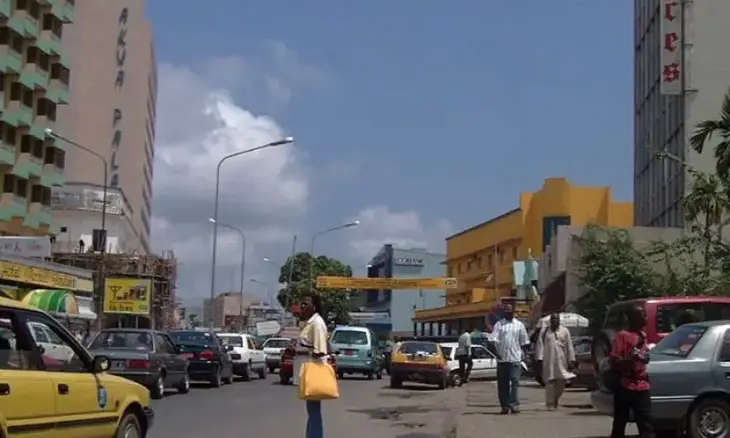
[
  {"left": 690, "top": 90, "right": 730, "bottom": 179},
  {"left": 681, "top": 171, "right": 726, "bottom": 273}
]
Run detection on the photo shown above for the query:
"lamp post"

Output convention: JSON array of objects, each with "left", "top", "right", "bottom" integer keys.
[
  {"left": 208, "top": 137, "right": 294, "bottom": 325},
  {"left": 250, "top": 278, "right": 275, "bottom": 307},
  {"left": 309, "top": 221, "right": 360, "bottom": 293},
  {"left": 208, "top": 218, "right": 246, "bottom": 331},
  {"left": 45, "top": 128, "right": 108, "bottom": 330}
]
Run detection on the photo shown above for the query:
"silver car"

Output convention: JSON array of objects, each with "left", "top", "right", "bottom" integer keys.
[{"left": 591, "top": 321, "right": 730, "bottom": 437}]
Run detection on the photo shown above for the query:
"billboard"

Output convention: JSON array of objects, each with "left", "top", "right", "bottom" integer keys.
[{"left": 103, "top": 277, "right": 152, "bottom": 315}]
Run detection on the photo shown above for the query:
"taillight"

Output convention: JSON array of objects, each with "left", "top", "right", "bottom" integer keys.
[
  {"left": 199, "top": 350, "right": 216, "bottom": 360},
  {"left": 128, "top": 359, "right": 150, "bottom": 369},
  {"left": 181, "top": 352, "right": 194, "bottom": 359}
]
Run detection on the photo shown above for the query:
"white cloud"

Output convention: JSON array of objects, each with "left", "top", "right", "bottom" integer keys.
[
  {"left": 151, "top": 49, "right": 314, "bottom": 300},
  {"left": 344, "top": 206, "right": 454, "bottom": 262}
]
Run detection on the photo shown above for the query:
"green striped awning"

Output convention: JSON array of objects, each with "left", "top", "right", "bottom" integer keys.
[{"left": 21, "top": 289, "right": 79, "bottom": 315}]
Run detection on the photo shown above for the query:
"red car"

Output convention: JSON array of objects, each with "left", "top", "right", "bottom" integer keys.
[{"left": 279, "top": 343, "right": 337, "bottom": 385}]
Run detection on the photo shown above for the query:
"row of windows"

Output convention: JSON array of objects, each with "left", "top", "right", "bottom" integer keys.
[
  {"left": 0, "top": 122, "right": 65, "bottom": 168},
  {"left": 447, "top": 245, "right": 519, "bottom": 277},
  {"left": 2, "top": 174, "right": 52, "bottom": 206},
  {"left": 140, "top": 207, "right": 151, "bottom": 237},
  {"left": 0, "top": 27, "right": 71, "bottom": 86}
]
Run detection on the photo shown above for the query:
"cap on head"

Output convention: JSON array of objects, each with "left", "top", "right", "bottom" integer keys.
[{"left": 503, "top": 304, "right": 514, "bottom": 313}]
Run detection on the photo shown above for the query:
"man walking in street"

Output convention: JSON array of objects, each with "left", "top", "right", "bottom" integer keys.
[
  {"left": 536, "top": 313, "right": 576, "bottom": 410},
  {"left": 492, "top": 304, "right": 529, "bottom": 414},
  {"left": 455, "top": 326, "right": 472, "bottom": 386},
  {"left": 610, "top": 305, "right": 655, "bottom": 438}
]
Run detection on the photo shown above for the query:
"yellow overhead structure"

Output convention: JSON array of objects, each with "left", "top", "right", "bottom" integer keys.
[{"left": 316, "top": 276, "right": 458, "bottom": 290}]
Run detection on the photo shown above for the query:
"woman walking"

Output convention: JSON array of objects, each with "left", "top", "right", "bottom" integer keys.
[{"left": 297, "top": 292, "right": 329, "bottom": 438}]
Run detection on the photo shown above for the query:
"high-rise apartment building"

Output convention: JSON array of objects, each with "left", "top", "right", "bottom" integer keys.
[
  {"left": 0, "top": 0, "right": 73, "bottom": 236},
  {"left": 634, "top": 0, "right": 730, "bottom": 227},
  {"left": 53, "top": 0, "right": 156, "bottom": 254}
]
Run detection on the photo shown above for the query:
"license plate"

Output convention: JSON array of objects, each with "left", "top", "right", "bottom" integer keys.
[
  {"left": 230, "top": 354, "right": 241, "bottom": 360},
  {"left": 579, "top": 362, "right": 593, "bottom": 371},
  {"left": 181, "top": 353, "right": 194, "bottom": 359},
  {"left": 111, "top": 360, "right": 126, "bottom": 370}
]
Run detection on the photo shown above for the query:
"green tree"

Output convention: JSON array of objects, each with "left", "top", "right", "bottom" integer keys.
[
  {"left": 276, "top": 252, "right": 353, "bottom": 325},
  {"left": 690, "top": 89, "right": 730, "bottom": 179}
]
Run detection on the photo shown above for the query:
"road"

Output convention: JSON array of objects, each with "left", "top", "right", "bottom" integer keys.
[{"left": 148, "top": 374, "right": 634, "bottom": 438}]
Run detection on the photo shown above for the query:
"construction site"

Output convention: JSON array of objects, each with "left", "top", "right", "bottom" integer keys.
[{"left": 51, "top": 251, "right": 179, "bottom": 330}]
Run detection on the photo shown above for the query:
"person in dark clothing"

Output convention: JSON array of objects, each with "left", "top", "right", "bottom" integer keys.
[{"left": 610, "top": 305, "right": 655, "bottom": 438}]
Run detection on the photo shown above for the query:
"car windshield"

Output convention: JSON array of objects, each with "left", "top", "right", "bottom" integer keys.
[
  {"left": 89, "top": 331, "right": 154, "bottom": 351},
  {"left": 331, "top": 330, "right": 368, "bottom": 345},
  {"left": 218, "top": 336, "right": 243, "bottom": 347},
  {"left": 399, "top": 342, "right": 439, "bottom": 355},
  {"left": 263, "top": 339, "right": 290, "bottom": 349},
  {"left": 652, "top": 324, "right": 707, "bottom": 357},
  {"left": 169, "top": 331, "right": 217, "bottom": 345},
  {"left": 656, "top": 302, "right": 730, "bottom": 334}
]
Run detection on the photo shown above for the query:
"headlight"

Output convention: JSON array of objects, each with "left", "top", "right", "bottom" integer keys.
[{"left": 574, "top": 343, "right": 591, "bottom": 355}]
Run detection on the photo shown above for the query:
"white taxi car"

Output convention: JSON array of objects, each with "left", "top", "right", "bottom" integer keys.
[{"left": 440, "top": 342, "right": 498, "bottom": 386}]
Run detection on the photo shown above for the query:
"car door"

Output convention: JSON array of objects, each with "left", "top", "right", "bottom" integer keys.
[
  {"left": 481, "top": 346, "right": 499, "bottom": 379},
  {"left": 21, "top": 311, "right": 118, "bottom": 438},
  {"left": 161, "top": 333, "right": 187, "bottom": 377},
  {"left": 469, "top": 346, "right": 488, "bottom": 378},
  {"left": 27, "top": 322, "right": 60, "bottom": 361},
  {"left": 246, "top": 337, "right": 264, "bottom": 369},
  {"left": 0, "top": 307, "right": 57, "bottom": 436},
  {"left": 154, "top": 333, "right": 177, "bottom": 385}
]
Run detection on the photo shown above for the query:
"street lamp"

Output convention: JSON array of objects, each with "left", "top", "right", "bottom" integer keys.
[
  {"left": 45, "top": 128, "right": 108, "bottom": 330},
  {"left": 208, "top": 218, "right": 246, "bottom": 331},
  {"left": 250, "top": 278, "right": 275, "bottom": 307},
  {"left": 208, "top": 137, "right": 294, "bottom": 324},
  {"left": 309, "top": 221, "right": 360, "bottom": 292}
]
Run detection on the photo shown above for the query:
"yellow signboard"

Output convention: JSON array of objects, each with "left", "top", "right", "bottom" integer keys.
[
  {"left": 0, "top": 260, "right": 77, "bottom": 290},
  {"left": 103, "top": 278, "right": 152, "bottom": 315},
  {"left": 316, "top": 276, "right": 458, "bottom": 290}
]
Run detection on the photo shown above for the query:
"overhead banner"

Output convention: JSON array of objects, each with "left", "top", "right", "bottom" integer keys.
[
  {"left": 103, "top": 277, "right": 152, "bottom": 315},
  {"left": 660, "top": 0, "right": 682, "bottom": 95},
  {"left": 0, "top": 260, "right": 76, "bottom": 290},
  {"left": 316, "top": 276, "right": 458, "bottom": 290}
]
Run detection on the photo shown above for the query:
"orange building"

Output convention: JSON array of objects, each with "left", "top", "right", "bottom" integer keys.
[{"left": 413, "top": 177, "right": 633, "bottom": 335}]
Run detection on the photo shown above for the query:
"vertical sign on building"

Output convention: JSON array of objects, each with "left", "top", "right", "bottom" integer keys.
[
  {"left": 111, "top": 8, "right": 128, "bottom": 188},
  {"left": 660, "top": 0, "right": 682, "bottom": 95}
]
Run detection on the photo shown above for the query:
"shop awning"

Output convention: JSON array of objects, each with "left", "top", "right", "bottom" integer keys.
[{"left": 21, "top": 289, "right": 83, "bottom": 318}]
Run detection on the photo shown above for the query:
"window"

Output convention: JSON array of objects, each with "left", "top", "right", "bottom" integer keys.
[
  {"left": 89, "top": 331, "right": 154, "bottom": 351},
  {"left": 0, "top": 309, "right": 36, "bottom": 370},
  {"left": 331, "top": 330, "right": 368, "bottom": 345},
  {"left": 30, "top": 184, "right": 41, "bottom": 203},
  {"left": 10, "top": 35, "right": 23, "bottom": 54},
  {"left": 14, "top": 177, "right": 27, "bottom": 198},
  {"left": 219, "top": 336, "right": 243, "bottom": 347},
  {"left": 398, "top": 342, "right": 438, "bottom": 356},
  {"left": 719, "top": 329, "right": 730, "bottom": 362},
  {"left": 604, "top": 306, "right": 629, "bottom": 331},
  {"left": 653, "top": 324, "right": 707, "bottom": 358},
  {"left": 28, "top": 0, "right": 39, "bottom": 19},
  {"left": 20, "top": 135, "right": 31, "bottom": 153},
  {"left": 471, "top": 346, "right": 488, "bottom": 359},
  {"left": 38, "top": 52, "right": 49, "bottom": 71},
  {"left": 15, "top": 0, "right": 28, "bottom": 10},
  {"left": 21, "top": 88, "right": 33, "bottom": 108},
  {"left": 154, "top": 333, "right": 174, "bottom": 354},
  {"left": 25, "top": 46, "right": 37, "bottom": 64},
  {"left": 9, "top": 83, "right": 21, "bottom": 101},
  {"left": 2, "top": 174, "right": 13, "bottom": 194},
  {"left": 31, "top": 139, "right": 43, "bottom": 159},
  {"left": 41, "top": 187, "right": 50, "bottom": 206},
  {"left": 0, "top": 27, "right": 9, "bottom": 45},
  {"left": 54, "top": 148, "right": 65, "bottom": 169},
  {"left": 476, "top": 256, "right": 483, "bottom": 268},
  {"left": 246, "top": 337, "right": 256, "bottom": 350},
  {"left": 44, "top": 145, "right": 54, "bottom": 164},
  {"left": 23, "top": 315, "right": 87, "bottom": 372},
  {"left": 41, "top": 14, "right": 52, "bottom": 31},
  {"left": 656, "top": 302, "right": 730, "bottom": 334}
]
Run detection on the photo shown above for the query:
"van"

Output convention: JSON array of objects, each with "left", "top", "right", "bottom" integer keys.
[{"left": 330, "top": 325, "right": 383, "bottom": 379}]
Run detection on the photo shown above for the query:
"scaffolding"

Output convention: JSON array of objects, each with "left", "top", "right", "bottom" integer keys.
[{"left": 51, "top": 251, "right": 178, "bottom": 330}]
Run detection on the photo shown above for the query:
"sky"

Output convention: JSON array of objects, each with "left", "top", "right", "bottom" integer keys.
[{"left": 147, "top": 1, "right": 634, "bottom": 305}]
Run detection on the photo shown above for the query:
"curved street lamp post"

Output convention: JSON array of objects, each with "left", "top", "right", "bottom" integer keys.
[{"left": 208, "top": 218, "right": 246, "bottom": 331}]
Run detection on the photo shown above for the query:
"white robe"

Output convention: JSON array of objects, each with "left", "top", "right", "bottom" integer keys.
[{"left": 535, "top": 326, "right": 576, "bottom": 381}]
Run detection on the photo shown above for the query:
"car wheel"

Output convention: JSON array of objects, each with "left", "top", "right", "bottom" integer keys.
[
  {"left": 222, "top": 369, "right": 234, "bottom": 385},
  {"left": 150, "top": 374, "right": 165, "bottom": 399},
  {"left": 438, "top": 374, "right": 447, "bottom": 390},
  {"left": 257, "top": 366, "right": 266, "bottom": 379},
  {"left": 279, "top": 373, "right": 291, "bottom": 385},
  {"left": 177, "top": 372, "right": 190, "bottom": 394},
  {"left": 450, "top": 370, "right": 462, "bottom": 387},
  {"left": 376, "top": 369, "right": 383, "bottom": 380},
  {"left": 269, "top": 366, "right": 276, "bottom": 374},
  {"left": 367, "top": 372, "right": 374, "bottom": 380},
  {"left": 211, "top": 368, "right": 222, "bottom": 388},
  {"left": 689, "top": 398, "right": 730, "bottom": 438},
  {"left": 390, "top": 377, "right": 402, "bottom": 389},
  {"left": 115, "top": 412, "right": 142, "bottom": 438},
  {"left": 241, "top": 363, "right": 251, "bottom": 381}
]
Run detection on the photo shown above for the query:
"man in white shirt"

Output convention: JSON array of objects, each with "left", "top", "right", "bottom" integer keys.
[
  {"left": 455, "top": 327, "right": 473, "bottom": 386},
  {"left": 492, "top": 304, "right": 529, "bottom": 414}
]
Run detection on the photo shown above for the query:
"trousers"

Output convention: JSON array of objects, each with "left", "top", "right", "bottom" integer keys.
[
  {"left": 306, "top": 400, "right": 323, "bottom": 438},
  {"left": 611, "top": 387, "right": 655, "bottom": 438},
  {"left": 496, "top": 362, "right": 522, "bottom": 408}
]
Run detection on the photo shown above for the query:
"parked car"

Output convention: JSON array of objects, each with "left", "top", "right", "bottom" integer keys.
[
  {"left": 168, "top": 330, "right": 235, "bottom": 387},
  {"left": 261, "top": 337, "right": 292, "bottom": 373},
  {"left": 390, "top": 340, "right": 448, "bottom": 390},
  {"left": 592, "top": 321, "right": 730, "bottom": 437},
  {"left": 88, "top": 328, "right": 190, "bottom": 399},
  {"left": 440, "top": 342, "right": 497, "bottom": 387},
  {"left": 330, "top": 326, "right": 383, "bottom": 380},
  {"left": 26, "top": 321, "right": 76, "bottom": 363},
  {"left": 279, "top": 341, "right": 337, "bottom": 385},
  {"left": 217, "top": 332, "right": 267, "bottom": 380},
  {"left": 591, "top": 296, "right": 730, "bottom": 373}
]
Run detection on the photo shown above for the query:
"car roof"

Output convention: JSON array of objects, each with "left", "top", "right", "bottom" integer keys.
[
  {"left": 332, "top": 326, "right": 369, "bottom": 332},
  {"left": 440, "top": 342, "right": 458, "bottom": 348},
  {"left": 99, "top": 328, "right": 159, "bottom": 334},
  {"left": 0, "top": 296, "right": 47, "bottom": 313},
  {"left": 217, "top": 333, "right": 247, "bottom": 337}
]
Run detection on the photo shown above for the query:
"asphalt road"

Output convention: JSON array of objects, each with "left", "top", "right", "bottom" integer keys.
[{"left": 147, "top": 373, "right": 631, "bottom": 438}]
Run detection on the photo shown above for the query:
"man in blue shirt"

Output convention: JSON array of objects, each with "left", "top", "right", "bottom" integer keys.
[{"left": 492, "top": 304, "right": 529, "bottom": 414}]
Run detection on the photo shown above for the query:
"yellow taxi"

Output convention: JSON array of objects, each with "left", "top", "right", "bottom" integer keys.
[
  {"left": 389, "top": 339, "right": 448, "bottom": 390},
  {"left": 0, "top": 297, "right": 154, "bottom": 437}
]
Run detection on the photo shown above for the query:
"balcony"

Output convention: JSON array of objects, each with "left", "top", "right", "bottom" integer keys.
[
  {"left": 48, "top": 63, "right": 67, "bottom": 103},
  {"left": 49, "top": 0, "right": 70, "bottom": 23},
  {"left": 0, "top": 1, "right": 10, "bottom": 19},
  {"left": 0, "top": 192, "right": 27, "bottom": 221},
  {"left": 36, "top": 28, "right": 60, "bottom": 55},
  {"left": 40, "top": 161, "right": 61, "bottom": 186},
  {"left": 20, "top": 59, "right": 48, "bottom": 90},
  {"left": 0, "top": 139, "right": 14, "bottom": 167},
  {"left": 61, "top": 0, "right": 72, "bottom": 22},
  {"left": 25, "top": 200, "right": 51, "bottom": 228},
  {"left": 0, "top": 44, "right": 23, "bottom": 74},
  {"left": 14, "top": 151, "right": 42, "bottom": 178},
  {"left": 1, "top": 100, "right": 21, "bottom": 127}
]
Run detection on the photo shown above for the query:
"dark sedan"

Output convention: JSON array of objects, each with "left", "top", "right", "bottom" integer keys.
[
  {"left": 88, "top": 329, "right": 190, "bottom": 399},
  {"left": 168, "top": 330, "right": 235, "bottom": 387}
]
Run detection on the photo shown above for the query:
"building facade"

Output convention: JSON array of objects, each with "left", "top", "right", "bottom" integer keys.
[
  {"left": 54, "top": 0, "right": 156, "bottom": 253},
  {"left": 356, "top": 244, "right": 446, "bottom": 335},
  {"left": 634, "top": 0, "right": 730, "bottom": 227},
  {"left": 414, "top": 177, "right": 634, "bottom": 332},
  {"left": 0, "top": 0, "right": 73, "bottom": 236},
  {"left": 202, "top": 292, "right": 262, "bottom": 328}
]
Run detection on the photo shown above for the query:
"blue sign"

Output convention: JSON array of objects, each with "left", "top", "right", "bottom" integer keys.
[{"left": 98, "top": 386, "right": 108, "bottom": 409}]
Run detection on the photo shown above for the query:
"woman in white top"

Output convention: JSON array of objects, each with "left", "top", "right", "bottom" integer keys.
[{"left": 296, "top": 292, "right": 329, "bottom": 438}]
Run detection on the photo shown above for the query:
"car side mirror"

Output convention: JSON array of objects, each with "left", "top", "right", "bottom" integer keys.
[
  {"left": 38, "top": 345, "right": 45, "bottom": 355},
  {"left": 92, "top": 355, "right": 110, "bottom": 373}
]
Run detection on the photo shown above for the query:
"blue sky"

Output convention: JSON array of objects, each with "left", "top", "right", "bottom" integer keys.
[{"left": 148, "top": 1, "right": 635, "bottom": 301}]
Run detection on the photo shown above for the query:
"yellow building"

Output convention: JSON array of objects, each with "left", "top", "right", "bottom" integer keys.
[{"left": 413, "top": 177, "right": 633, "bottom": 334}]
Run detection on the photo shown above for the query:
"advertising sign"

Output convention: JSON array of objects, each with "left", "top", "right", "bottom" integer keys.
[
  {"left": 660, "top": 0, "right": 682, "bottom": 95},
  {"left": 0, "top": 260, "right": 76, "bottom": 290},
  {"left": 103, "top": 277, "right": 151, "bottom": 315},
  {"left": 0, "top": 237, "right": 51, "bottom": 258},
  {"left": 316, "top": 276, "right": 458, "bottom": 290}
]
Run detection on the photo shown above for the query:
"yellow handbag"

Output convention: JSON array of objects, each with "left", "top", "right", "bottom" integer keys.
[{"left": 298, "top": 361, "right": 340, "bottom": 401}]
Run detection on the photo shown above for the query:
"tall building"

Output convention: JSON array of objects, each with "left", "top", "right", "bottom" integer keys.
[
  {"left": 53, "top": 0, "right": 156, "bottom": 253},
  {"left": 634, "top": 0, "right": 730, "bottom": 227},
  {"left": 0, "top": 0, "right": 73, "bottom": 236}
]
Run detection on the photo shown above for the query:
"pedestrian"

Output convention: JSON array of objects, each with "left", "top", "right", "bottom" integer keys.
[
  {"left": 492, "top": 304, "right": 529, "bottom": 414},
  {"left": 610, "top": 305, "right": 654, "bottom": 438},
  {"left": 296, "top": 292, "right": 329, "bottom": 438},
  {"left": 455, "top": 326, "right": 473, "bottom": 386},
  {"left": 535, "top": 313, "right": 576, "bottom": 410}
]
